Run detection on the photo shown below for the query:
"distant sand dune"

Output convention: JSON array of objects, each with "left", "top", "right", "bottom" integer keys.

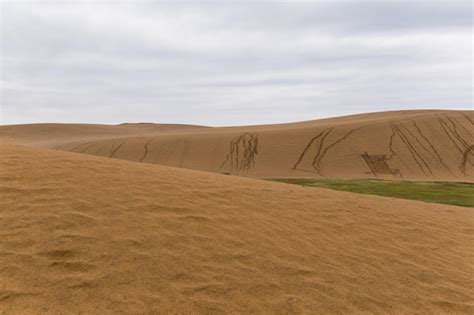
[
  {"left": 0, "top": 122, "right": 207, "bottom": 147},
  {"left": 5, "top": 110, "right": 468, "bottom": 181},
  {"left": 1, "top": 143, "right": 473, "bottom": 313}
]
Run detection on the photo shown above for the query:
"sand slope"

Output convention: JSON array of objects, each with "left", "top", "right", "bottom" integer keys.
[
  {"left": 1, "top": 144, "right": 473, "bottom": 314},
  {"left": 48, "top": 110, "right": 474, "bottom": 181},
  {"left": 0, "top": 122, "right": 207, "bottom": 148}
]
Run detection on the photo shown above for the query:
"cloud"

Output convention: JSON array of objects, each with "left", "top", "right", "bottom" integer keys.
[{"left": 1, "top": 0, "right": 472, "bottom": 125}]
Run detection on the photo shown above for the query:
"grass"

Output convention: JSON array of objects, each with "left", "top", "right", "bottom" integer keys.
[{"left": 270, "top": 178, "right": 474, "bottom": 207}]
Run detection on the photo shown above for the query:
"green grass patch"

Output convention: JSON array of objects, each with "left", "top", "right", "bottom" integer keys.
[{"left": 270, "top": 178, "right": 474, "bottom": 207}]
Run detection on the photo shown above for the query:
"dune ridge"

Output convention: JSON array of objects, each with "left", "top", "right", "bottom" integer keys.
[
  {"left": 0, "top": 122, "right": 207, "bottom": 147},
  {"left": 1, "top": 143, "right": 473, "bottom": 314},
  {"left": 44, "top": 110, "right": 474, "bottom": 181}
]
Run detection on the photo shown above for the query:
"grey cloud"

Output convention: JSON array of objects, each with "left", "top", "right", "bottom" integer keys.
[
  {"left": 184, "top": 1, "right": 472, "bottom": 33},
  {"left": 0, "top": 0, "right": 472, "bottom": 126}
]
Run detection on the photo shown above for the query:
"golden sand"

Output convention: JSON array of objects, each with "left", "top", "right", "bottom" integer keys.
[
  {"left": 2, "top": 110, "right": 471, "bottom": 181},
  {"left": 1, "top": 143, "right": 472, "bottom": 314}
]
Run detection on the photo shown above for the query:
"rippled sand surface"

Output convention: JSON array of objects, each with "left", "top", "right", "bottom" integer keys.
[{"left": 1, "top": 144, "right": 472, "bottom": 314}]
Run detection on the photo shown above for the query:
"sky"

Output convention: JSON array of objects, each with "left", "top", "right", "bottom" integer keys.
[{"left": 1, "top": 0, "right": 472, "bottom": 126}]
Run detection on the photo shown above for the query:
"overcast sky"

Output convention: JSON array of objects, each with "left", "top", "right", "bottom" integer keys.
[{"left": 1, "top": 0, "right": 472, "bottom": 126}]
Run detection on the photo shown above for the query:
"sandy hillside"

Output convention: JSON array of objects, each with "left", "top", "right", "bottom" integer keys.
[
  {"left": 31, "top": 110, "right": 473, "bottom": 182},
  {"left": 1, "top": 111, "right": 473, "bottom": 182},
  {"left": 0, "top": 123, "right": 207, "bottom": 148},
  {"left": 1, "top": 143, "right": 473, "bottom": 314}
]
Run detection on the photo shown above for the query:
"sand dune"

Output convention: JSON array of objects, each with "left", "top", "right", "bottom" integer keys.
[
  {"left": 26, "top": 110, "right": 471, "bottom": 181},
  {"left": 2, "top": 111, "right": 472, "bottom": 181},
  {"left": 0, "top": 122, "right": 207, "bottom": 148},
  {"left": 1, "top": 143, "right": 473, "bottom": 314}
]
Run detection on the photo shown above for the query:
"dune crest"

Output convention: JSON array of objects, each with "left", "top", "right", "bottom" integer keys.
[{"left": 0, "top": 122, "right": 207, "bottom": 148}]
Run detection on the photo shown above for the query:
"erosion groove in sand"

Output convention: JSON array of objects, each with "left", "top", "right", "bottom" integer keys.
[
  {"left": 391, "top": 122, "right": 432, "bottom": 176},
  {"left": 109, "top": 140, "right": 126, "bottom": 158},
  {"left": 292, "top": 128, "right": 327, "bottom": 170},
  {"left": 218, "top": 133, "right": 259, "bottom": 174},
  {"left": 293, "top": 126, "right": 367, "bottom": 175},
  {"left": 361, "top": 152, "right": 401, "bottom": 177},
  {"left": 410, "top": 119, "right": 453, "bottom": 175},
  {"left": 438, "top": 115, "right": 468, "bottom": 154},
  {"left": 461, "top": 145, "right": 474, "bottom": 174}
]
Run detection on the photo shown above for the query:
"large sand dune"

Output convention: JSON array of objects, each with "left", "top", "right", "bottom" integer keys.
[
  {"left": 1, "top": 143, "right": 473, "bottom": 314},
  {"left": 0, "top": 122, "right": 207, "bottom": 148},
  {"left": 3, "top": 110, "right": 470, "bottom": 181}
]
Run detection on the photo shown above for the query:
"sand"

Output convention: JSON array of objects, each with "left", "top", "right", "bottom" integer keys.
[
  {"left": 3, "top": 110, "right": 472, "bottom": 181},
  {"left": 0, "top": 122, "right": 207, "bottom": 148},
  {"left": 1, "top": 143, "right": 473, "bottom": 314}
]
